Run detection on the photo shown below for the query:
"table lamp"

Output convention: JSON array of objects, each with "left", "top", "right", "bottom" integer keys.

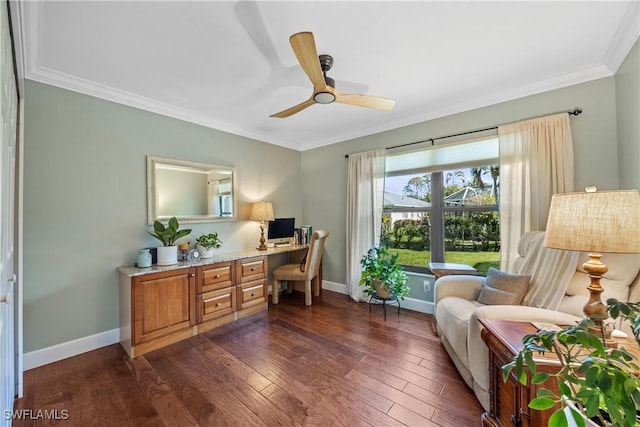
[
  {"left": 250, "top": 201, "right": 275, "bottom": 251},
  {"left": 544, "top": 188, "right": 640, "bottom": 337}
]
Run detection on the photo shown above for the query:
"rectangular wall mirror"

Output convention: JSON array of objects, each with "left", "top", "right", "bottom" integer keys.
[{"left": 147, "top": 156, "right": 236, "bottom": 224}]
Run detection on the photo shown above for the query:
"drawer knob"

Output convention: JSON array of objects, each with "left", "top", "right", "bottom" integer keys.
[
  {"left": 215, "top": 274, "right": 221, "bottom": 278},
  {"left": 216, "top": 303, "right": 221, "bottom": 307},
  {"left": 250, "top": 267, "right": 256, "bottom": 271},
  {"left": 250, "top": 292, "right": 256, "bottom": 297}
]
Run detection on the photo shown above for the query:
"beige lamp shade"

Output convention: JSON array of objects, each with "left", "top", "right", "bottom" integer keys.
[
  {"left": 249, "top": 201, "right": 275, "bottom": 222},
  {"left": 544, "top": 189, "right": 640, "bottom": 253}
]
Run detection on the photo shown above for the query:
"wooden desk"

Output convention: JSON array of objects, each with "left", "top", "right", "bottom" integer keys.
[
  {"left": 118, "top": 245, "right": 310, "bottom": 357},
  {"left": 429, "top": 262, "right": 477, "bottom": 280}
]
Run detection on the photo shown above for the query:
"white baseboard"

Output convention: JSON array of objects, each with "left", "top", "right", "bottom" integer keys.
[
  {"left": 23, "top": 328, "right": 119, "bottom": 370},
  {"left": 399, "top": 297, "right": 435, "bottom": 314},
  {"left": 322, "top": 280, "right": 348, "bottom": 294},
  {"left": 322, "top": 280, "right": 434, "bottom": 314}
]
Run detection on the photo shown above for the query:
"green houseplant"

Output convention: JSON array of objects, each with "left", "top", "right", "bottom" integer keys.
[
  {"left": 195, "top": 232, "right": 223, "bottom": 259},
  {"left": 148, "top": 217, "right": 192, "bottom": 265},
  {"left": 503, "top": 299, "right": 640, "bottom": 427},
  {"left": 359, "top": 246, "right": 410, "bottom": 300}
]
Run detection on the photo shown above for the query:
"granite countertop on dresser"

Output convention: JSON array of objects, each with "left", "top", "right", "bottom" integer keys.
[{"left": 118, "top": 244, "right": 308, "bottom": 277}]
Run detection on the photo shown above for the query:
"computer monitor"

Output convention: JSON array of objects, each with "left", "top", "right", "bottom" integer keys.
[{"left": 267, "top": 218, "right": 295, "bottom": 241}]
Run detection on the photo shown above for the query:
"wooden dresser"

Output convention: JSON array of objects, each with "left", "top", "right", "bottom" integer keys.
[{"left": 118, "top": 247, "right": 296, "bottom": 357}]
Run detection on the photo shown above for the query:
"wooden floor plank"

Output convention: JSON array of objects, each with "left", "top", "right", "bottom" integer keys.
[{"left": 13, "top": 290, "right": 483, "bottom": 426}]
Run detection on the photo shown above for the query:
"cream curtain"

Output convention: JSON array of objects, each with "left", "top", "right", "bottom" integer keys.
[
  {"left": 499, "top": 113, "right": 575, "bottom": 273},
  {"left": 346, "top": 150, "right": 386, "bottom": 302}
]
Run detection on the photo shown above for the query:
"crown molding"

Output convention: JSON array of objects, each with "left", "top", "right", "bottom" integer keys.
[
  {"left": 26, "top": 58, "right": 613, "bottom": 153},
  {"left": 300, "top": 62, "right": 613, "bottom": 151},
  {"left": 602, "top": 1, "right": 640, "bottom": 74}
]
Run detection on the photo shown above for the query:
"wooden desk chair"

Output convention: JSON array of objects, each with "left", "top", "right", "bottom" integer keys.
[{"left": 272, "top": 230, "right": 329, "bottom": 306}]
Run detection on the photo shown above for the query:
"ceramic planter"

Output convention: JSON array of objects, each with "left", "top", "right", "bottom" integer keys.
[
  {"left": 196, "top": 244, "right": 215, "bottom": 259},
  {"left": 157, "top": 246, "right": 177, "bottom": 265}
]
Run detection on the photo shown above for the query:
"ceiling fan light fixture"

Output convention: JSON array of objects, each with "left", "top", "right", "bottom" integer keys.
[{"left": 314, "top": 92, "right": 336, "bottom": 104}]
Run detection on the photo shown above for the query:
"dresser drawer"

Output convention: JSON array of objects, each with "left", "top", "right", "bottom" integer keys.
[
  {"left": 237, "top": 257, "right": 267, "bottom": 283},
  {"left": 196, "top": 287, "right": 236, "bottom": 323},
  {"left": 237, "top": 279, "right": 267, "bottom": 310},
  {"left": 197, "top": 262, "right": 234, "bottom": 293}
]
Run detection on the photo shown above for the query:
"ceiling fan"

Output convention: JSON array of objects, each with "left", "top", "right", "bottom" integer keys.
[{"left": 270, "top": 31, "right": 396, "bottom": 118}]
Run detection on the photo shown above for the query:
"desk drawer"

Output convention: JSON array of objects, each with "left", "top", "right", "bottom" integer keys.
[
  {"left": 197, "top": 287, "right": 236, "bottom": 323},
  {"left": 237, "top": 257, "right": 267, "bottom": 283},
  {"left": 237, "top": 279, "right": 267, "bottom": 310},
  {"left": 198, "top": 262, "right": 234, "bottom": 293}
]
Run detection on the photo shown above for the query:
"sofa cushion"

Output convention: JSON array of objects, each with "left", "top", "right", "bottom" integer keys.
[
  {"left": 565, "top": 253, "right": 640, "bottom": 300},
  {"left": 477, "top": 268, "right": 530, "bottom": 305}
]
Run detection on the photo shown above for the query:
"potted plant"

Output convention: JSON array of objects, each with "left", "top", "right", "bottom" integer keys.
[
  {"left": 503, "top": 299, "right": 640, "bottom": 427},
  {"left": 195, "top": 232, "right": 223, "bottom": 258},
  {"left": 359, "top": 246, "right": 410, "bottom": 300},
  {"left": 148, "top": 217, "right": 192, "bottom": 265}
]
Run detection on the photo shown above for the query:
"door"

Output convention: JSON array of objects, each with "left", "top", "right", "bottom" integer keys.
[{"left": 0, "top": 0, "right": 18, "bottom": 423}]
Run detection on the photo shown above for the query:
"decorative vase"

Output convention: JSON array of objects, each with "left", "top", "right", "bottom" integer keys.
[
  {"left": 157, "top": 246, "right": 177, "bottom": 266},
  {"left": 137, "top": 249, "right": 152, "bottom": 268},
  {"left": 196, "top": 244, "right": 215, "bottom": 259},
  {"left": 374, "top": 280, "right": 392, "bottom": 298}
]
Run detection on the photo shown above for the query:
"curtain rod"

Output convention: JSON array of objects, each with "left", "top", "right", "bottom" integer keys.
[{"left": 344, "top": 106, "right": 582, "bottom": 158}]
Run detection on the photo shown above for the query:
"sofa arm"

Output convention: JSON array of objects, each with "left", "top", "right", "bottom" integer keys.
[
  {"left": 434, "top": 274, "right": 485, "bottom": 306},
  {"left": 467, "top": 305, "right": 582, "bottom": 402}
]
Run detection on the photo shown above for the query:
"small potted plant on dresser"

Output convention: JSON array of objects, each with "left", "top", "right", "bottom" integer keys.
[
  {"left": 359, "top": 246, "right": 410, "bottom": 300},
  {"left": 503, "top": 299, "right": 640, "bottom": 427},
  {"left": 148, "top": 217, "right": 191, "bottom": 265},
  {"left": 195, "top": 232, "right": 223, "bottom": 259}
]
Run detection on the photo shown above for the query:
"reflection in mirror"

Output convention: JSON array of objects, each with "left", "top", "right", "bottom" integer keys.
[{"left": 147, "top": 156, "right": 236, "bottom": 224}]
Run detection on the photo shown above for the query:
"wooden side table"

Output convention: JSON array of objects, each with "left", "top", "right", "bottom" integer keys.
[
  {"left": 479, "top": 319, "right": 562, "bottom": 427},
  {"left": 429, "top": 262, "right": 478, "bottom": 280}
]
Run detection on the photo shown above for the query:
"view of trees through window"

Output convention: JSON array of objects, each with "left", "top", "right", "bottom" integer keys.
[{"left": 382, "top": 164, "right": 500, "bottom": 274}]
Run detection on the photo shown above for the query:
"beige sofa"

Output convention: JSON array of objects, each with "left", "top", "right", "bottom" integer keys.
[{"left": 434, "top": 231, "right": 640, "bottom": 411}]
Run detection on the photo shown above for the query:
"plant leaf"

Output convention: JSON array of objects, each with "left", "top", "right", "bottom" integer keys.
[
  {"left": 548, "top": 409, "right": 568, "bottom": 427},
  {"left": 529, "top": 397, "right": 556, "bottom": 410},
  {"left": 532, "top": 372, "right": 549, "bottom": 384}
]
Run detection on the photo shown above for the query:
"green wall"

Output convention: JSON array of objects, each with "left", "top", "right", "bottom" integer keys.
[
  {"left": 616, "top": 39, "right": 640, "bottom": 190},
  {"left": 301, "top": 77, "right": 620, "bottom": 286},
  {"left": 23, "top": 81, "right": 302, "bottom": 352}
]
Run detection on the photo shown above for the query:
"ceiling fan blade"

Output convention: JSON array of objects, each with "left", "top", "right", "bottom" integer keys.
[
  {"left": 289, "top": 32, "right": 327, "bottom": 92},
  {"left": 270, "top": 97, "right": 316, "bottom": 118},
  {"left": 334, "top": 92, "right": 396, "bottom": 111}
]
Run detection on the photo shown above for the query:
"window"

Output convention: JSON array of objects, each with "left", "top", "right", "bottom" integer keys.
[{"left": 382, "top": 136, "right": 500, "bottom": 274}]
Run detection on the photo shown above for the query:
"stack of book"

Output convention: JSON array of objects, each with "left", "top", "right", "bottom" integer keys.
[{"left": 294, "top": 225, "right": 313, "bottom": 245}]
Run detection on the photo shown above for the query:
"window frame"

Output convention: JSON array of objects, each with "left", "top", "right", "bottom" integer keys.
[{"left": 383, "top": 136, "right": 500, "bottom": 273}]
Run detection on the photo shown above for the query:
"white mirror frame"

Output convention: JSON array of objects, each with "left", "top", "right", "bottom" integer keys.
[{"left": 147, "top": 156, "right": 237, "bottom": 224}]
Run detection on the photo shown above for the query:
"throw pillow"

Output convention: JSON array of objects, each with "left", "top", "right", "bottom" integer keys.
[{"left": 477, "top": 267, "right": 531, "bottom": 305}]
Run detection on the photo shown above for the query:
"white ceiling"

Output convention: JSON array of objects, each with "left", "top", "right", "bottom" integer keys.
[{"left": 15, "top": 1, "right": 640, "bottom": 151}]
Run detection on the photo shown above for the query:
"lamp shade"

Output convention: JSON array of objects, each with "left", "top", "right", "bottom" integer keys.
[
  {"left": 249, "top": 201, "right": 275, "bottom": 222},
  {"left": 544, "top": 189, "right": 640, "bottom": 253}
]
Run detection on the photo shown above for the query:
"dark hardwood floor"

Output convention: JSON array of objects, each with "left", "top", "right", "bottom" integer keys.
[{"left": 13, "top": 290, "right": 483, "bottom": 426}]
